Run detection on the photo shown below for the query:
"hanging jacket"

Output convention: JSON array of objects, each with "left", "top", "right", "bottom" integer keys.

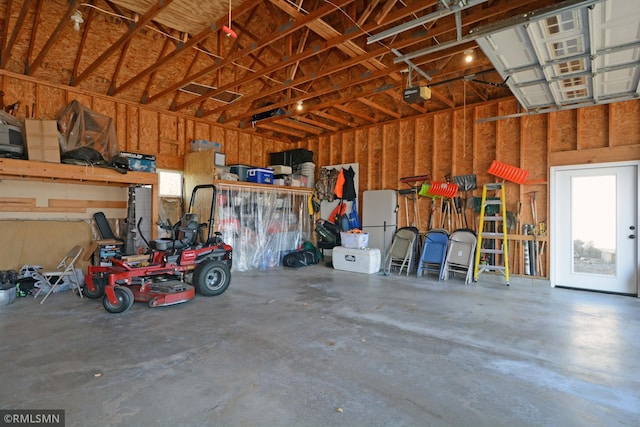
[
  {"left": 333, "top": 168, "right": 345, "bottom": 200},
  {"left": 342, "top": 166, "right": 357, "bottom": 201}
]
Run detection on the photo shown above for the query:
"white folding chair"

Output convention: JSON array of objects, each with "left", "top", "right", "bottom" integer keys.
[
  {"left": 33, "top": 245, "right": 84, "bottom": 304},
  {"left": 386, "top": 228, "right": 418, "bottom": 275}
]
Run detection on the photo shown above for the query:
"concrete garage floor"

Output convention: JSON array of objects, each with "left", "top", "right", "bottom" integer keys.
[{"left": 1, "top": 265, "right": 640, "bottom": 427}]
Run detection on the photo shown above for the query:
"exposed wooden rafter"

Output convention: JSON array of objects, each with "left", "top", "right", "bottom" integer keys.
[
  {"left": 72, "top": 0, "right": 176, "bottom": 86},
  {"left": 0, "top": 0, "right": 562, "bottom": 141},
  {"left": 3, "top": 0, "right": 33, "bottom": 69},
  {"left": 146, "top": 0, "right": 355, "bottom": 105}
]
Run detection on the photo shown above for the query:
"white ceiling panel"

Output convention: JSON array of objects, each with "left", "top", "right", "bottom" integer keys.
[
  {"left": 601, "top": 68, "right": 640, "bottom": 94},
  {"left": 512, "top": 69, "right": 546, "bottom": 85},
  {"left": 476, "top": 0, "right": 640, "bottom": 112}
]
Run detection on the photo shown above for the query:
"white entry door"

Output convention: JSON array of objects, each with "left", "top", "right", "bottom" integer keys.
[{"left": 551, "top": 162, "right": 638, "bottom": 295}]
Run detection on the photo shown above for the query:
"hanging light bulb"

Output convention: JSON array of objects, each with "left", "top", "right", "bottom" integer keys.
[
  {"left": 71, "top": 10, "right": 84, "bottom": 32},
  {"left": 464, "top": 49, "right": 474, "bottom": 63},
  {"left": 296, "top": 100, "right": 303, "bottom": 111}
]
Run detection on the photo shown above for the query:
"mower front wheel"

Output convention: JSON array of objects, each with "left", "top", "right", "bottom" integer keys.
[
  {"left": 193, "top": 260, "right": 231, "bottom": 296},
  {"left": 84, "top": 276, "right": 106, "bottom": 299},
  {"left": 102, "top": 286, "right": 135, "bottom": 313}
]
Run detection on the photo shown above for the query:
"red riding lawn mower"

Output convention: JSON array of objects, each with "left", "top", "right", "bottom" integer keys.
[{"left": 84, "top": 184, "right": 233, "bottom": 314}]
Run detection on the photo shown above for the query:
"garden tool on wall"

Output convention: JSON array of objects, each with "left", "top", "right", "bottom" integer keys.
[
  {"left": 419, "top": 183, "right": 438, "bottom": 231},
  {"left": 452, "top": 174, "right": 477, "bottom": 229},
  {"left": 400, "top": 175, "right": 430, "bottom": 229},
  {"left": 427, "top": 181, "right": 459, "bottom": 233}
]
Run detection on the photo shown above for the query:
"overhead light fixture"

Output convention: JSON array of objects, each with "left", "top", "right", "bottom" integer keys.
[
  {"left": 296, "top": 100, "right": 303, "bottom": 111},
  {"left": 71, "top": 10, "right": 84, "bottom": 32},
  {"left": 464, "top": 49, "right": 474, "bottom": 63}
]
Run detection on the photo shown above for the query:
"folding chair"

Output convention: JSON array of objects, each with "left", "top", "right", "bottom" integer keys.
[
  {"left": 417, "top": 228, "right": 450, "bottom": 280},
  {"left": 33, "top": 245, "right": 84, "bottom": 304},
  {"left": 386, "top": 227, "right": 418, "bottom": 275},
  {"left": 442, "top": 229, "right": 477, "bottom": 284}
]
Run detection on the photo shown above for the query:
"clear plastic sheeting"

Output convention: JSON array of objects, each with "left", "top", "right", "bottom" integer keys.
[
  {"left": 57, "top": 100, "right": 119, "bottom": 161},
  {"left": 214, "top": 183, "right": 313, "bottom": 271}
]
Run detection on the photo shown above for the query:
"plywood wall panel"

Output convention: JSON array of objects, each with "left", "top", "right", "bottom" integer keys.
[
  {"left": 194, "top": 122, "right": 210, "bottom": 141},
  {"left": 126, "top": 105, "right": 140, "bottom": 152},
  {"left": 472, "top": 106, "right": 496, "bottom": 187},
  {"left": 116, "top": 103, "right": 128, "bottom": 150},
  {"left": 496, "top": 101, "right": 522, "bottom": 210},
  {"left": 328, "top": 134, "right": 341, "bottom": 165},
  {"left": 264, "top": 137, "right": 278, "bottom": 166},
  {"left": 3, "top": 78, "right": 35, "bottom": 120},
  {"left": 225, "top": 129, "right": 239, "bottom": 165},
  {"left": 37, "top": 85, "right": 66, "bottom": 119},
  {"left": 355, "top": 129, "right": 368, "bottom": 193},
  {"left": 548, "top": 110, "right": 576, "bottom": 152},
  {"left": 370, "top": 126, "right": 385, "bottom": 189},
  {"left": 159, "top": 114, "right": 178, "bottom": 143},
  {"left": 342, "top": 131, "right": 356, "bottom": 165},
  {"left": 383, "top": 122, "right": 400, "bottom": 189},
  {"left": 452, "top": 109, "right": 473, "bottom": 175},
  {"left": 184, "top": 119, "right": 195, "bottom": 149},
  {"left": 521, "top": 114, "right": 547, "bottom": 225},
  {"left": 138, "top": 109, "right": 159, "bottom": 155},
  {"left": 238, "top": 131, "right": 252, "bottom": 165},
  {"left": 609, "top": 100, "right": 640, "bottom": 146},
  {"left": 246, "top": 132, "right": 264, "bottom": 166},
  {"left": 69, "top": 93, "right": 93, "bottom": 110},
  {"left": 433, "top": 112, "right": 453, "bottom": 182},
  {"left": 577, "top": 105, "right": 608, "bottom": 149},
  {"left": 521, "top": 115, "right": 547, "bottom": 181},
  {"left": 177, "top": 117, "right": 187, "bottom": 156},
  {"left": 211, "top": 126, "right": 225, "bottom": 147},
  {"left": 399, "top": 121, "right": 416, "bottom": 173},
  {"left": 92, "top": 98, "right": 117, "bottom": 123},
  {"left": 158, "top": 113, "right": 181, "bottom": 168},
  {"left": 315, "top": 135, "right": 329, "bottom": 167},
  {"left": 415, "top": 116, "right": 433, "bottom": 178},
  {"left": 307, "top": 138, "right": 320, "bottom": 165},
  {"left": 496, "top": 100, "right": 520, "bottom": 167}
]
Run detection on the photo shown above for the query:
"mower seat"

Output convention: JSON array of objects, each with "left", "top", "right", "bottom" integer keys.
[{"left": 149, "top": 213, "right": 200, "bottom": 251}]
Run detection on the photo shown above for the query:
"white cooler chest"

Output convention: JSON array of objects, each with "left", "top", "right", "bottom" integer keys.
[{"left": 332, "top": 246, "right": 381, "bottom": 274}]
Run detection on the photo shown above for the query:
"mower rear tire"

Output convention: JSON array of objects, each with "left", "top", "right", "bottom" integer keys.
[
  {"left": 84, "top": 276, "right": 106, "bottom": 299},
  {"left": 193, "top": 260, "right": 231, "bottom": 296},
  {"left": 103, "top": 286, "right": 135, "bottom": 313}
]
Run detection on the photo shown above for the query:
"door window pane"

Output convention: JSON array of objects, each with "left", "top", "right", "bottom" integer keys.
[{"left": 571, "top": 175, "right": 616, "bottom": 275}]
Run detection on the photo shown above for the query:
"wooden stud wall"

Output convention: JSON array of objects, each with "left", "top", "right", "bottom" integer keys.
[
  {"left": 302, "top": 99, "right": 640, "bottom": 277},
  {"left": 0, "top": 71, "right": 289, "bottom": 171},
  {"left": 1, "top": 72, "right": 639, "bottom": 278}
]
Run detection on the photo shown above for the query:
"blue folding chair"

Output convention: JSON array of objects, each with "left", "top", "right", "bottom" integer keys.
[{"left": 417, "top": 228, "right": 449, "bottom": 280}]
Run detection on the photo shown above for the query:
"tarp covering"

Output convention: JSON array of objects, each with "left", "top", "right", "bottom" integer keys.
[
  {"left": 57, "top": 100, "right": 119, "bottom": 161},
  {"left": 213, "top": 184, "right": 312, "bottom": 271}
]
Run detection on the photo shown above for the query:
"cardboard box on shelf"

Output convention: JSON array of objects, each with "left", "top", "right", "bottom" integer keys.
[{"left": 24, "top": 119, "right": 60, "bottom": 163}]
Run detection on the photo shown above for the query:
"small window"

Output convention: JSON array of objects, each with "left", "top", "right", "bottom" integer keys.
[
  {"left": 158, "top": 170, "right": 183, "bottom": 197},
  {"left": 550, "top": 37, "right": 583, "bottom": 59},
  {"left": 564, "top": 88, "right": 588, "bottom": 99},
  {"left": 556, "top": 59, "right": 585, "bottom": 74},
  {"left": 544, "top": 11, "right": 578, "bottom": 36},
  {"left": 561, "top": 76, "right": 586, "bottom": 88}
]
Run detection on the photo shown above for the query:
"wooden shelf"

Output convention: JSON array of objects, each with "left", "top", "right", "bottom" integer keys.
[
  {"left": 0, "top": 158, "right": 158, "bottom": 239},
  {"left": 213, "top": 179, "right": 314, "bottom": 194},
  {"left": 0, "top": 157, "right": 157, "bottom": 186}
]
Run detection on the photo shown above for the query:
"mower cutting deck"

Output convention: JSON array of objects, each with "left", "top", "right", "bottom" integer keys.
[{"left": 84, "top": 185, "right": 233, "bottom": 314}]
